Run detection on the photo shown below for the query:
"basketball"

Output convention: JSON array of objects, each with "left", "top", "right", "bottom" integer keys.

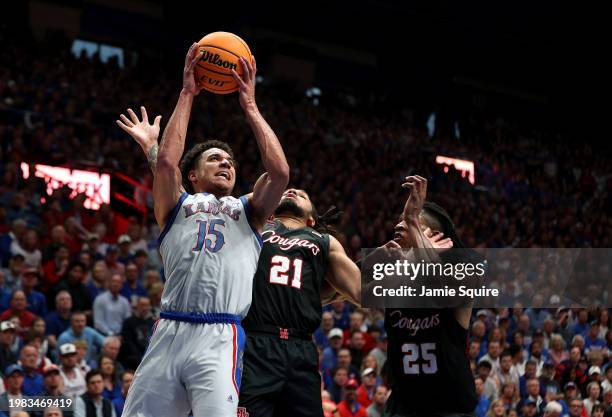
[{"left": 195, "top": 32, "right": 252, "bottom": 94}]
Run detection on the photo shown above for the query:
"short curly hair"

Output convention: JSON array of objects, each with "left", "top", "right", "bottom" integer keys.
[{"left": 179, "top": 140, "right": 236, "bottom": 194}]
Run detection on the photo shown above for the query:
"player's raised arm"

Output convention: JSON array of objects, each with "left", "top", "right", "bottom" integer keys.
[
  {"left": 153, "top": 43, "right": 203, "bottom": 228},
  {"left": 325, "top": 236, "right": 361, "bottom": 306},
  {"left": 231, "top": 56, "right": 290, "bottom": 231}
]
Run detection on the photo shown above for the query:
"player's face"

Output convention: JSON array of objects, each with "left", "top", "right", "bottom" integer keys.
[
  {"left": 393, "top": 215, "right": 434, "bottom": 249},
  {"left": 191, "top": 148, "right": 236, "bottom": 195},
  {"left": 275, "top": 189, "right": 314, "bottom": 223}
]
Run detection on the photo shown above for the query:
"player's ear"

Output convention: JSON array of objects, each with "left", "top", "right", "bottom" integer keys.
[{"left": 188, "top": 169, "right": 197, "bottom": 183}]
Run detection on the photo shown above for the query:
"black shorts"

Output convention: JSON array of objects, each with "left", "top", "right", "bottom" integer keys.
[
  {"left": 238, "top": 332, "right": 324, "bottom": 417},
  {"left": 383, "top": 391, "right": 476, "bottom": 417}
]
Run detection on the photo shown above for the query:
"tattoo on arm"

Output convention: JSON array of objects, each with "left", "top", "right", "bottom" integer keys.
[{"left": 147, "top": 144, "right": 159, "bottom": 174}]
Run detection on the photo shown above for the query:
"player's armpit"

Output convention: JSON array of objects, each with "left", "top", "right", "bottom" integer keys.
[
  {"left": 326, "top": 236, "right": 361, "bottom": 306},
  {"left": 320, "top": 279, "right": 348, "bottom": 305}
]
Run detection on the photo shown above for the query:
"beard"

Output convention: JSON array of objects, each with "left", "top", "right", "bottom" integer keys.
[{"left": 274, "top": 199, "right": 306, "bottom": 218}]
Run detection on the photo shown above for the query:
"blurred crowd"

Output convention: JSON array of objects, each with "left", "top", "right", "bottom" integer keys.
[{"left": 0, "top": 26, "right": 611, "bottom": 417}]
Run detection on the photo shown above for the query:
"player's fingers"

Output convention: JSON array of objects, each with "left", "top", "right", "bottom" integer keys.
[
  {"left": 252, "top": 55, "right": 257, "bottom": 75},
  {"left": 240, "top": 57, "right": 252, "bottom": 82},
  {"left": 230, "top": 69, "right": 248, "bottom": 90},
  {"left": 401, "top": 181, "right": 415, "bottom": 189},
  {"left": 423, "top": 227, "right": 433, "bottom": 238},
  {"left": 140, "top": 106, "right": 148, "bottom": 123},
  {"left": 119, "top": 114, "right": 134, "bottom": 127},
  {"left": 116, "top": 120, "right": 131, "bottom": 133},
  {"left": 153, "top": 115, "right": 162, "bottom": 127},
  {"left": 127, "top": 108, "right": 139, "bottom": 124},
  {"left": 430, "top": 232, "right": 444, "bottom": 242},
  {"left": 185, "top": 43, "right": 196, "bottom": 66},
  {"left": 190, "top": 50, "right": 203, "bottom": 71},
  {"left": 384, "top": 240, "right": 401, "bottom": 249}
]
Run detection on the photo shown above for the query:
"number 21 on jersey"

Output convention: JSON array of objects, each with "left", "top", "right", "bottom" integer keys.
[{"left": 269, "top": 255, "right": 303, "bottom": 289}]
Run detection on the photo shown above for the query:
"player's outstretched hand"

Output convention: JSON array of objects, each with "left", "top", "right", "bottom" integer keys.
[
  {"left": 423, "top": 227, "right": 454, "bottom": 251},
  {"left": 401, "top": 175, "right": 427, "bottom": 221},
  {"left": 231, "top": 56, "right": 257, "bottom": 112},
  {"left": 116, "top": 106, "right": 161, "bottom": 154},
  {"left": 183, "top": 42, "right": 204, "bottom": 96}
]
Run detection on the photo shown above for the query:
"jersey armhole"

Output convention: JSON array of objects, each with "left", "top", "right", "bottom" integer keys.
[
  {"left": 239, "top": 195, "right": 264, "bottom": 248},
  {"left": 157, "top": 192, "right": 189, "bottom": 246}
]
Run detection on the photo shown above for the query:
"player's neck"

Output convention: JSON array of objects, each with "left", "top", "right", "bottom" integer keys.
[{"left": 275, "top": 215, "right": 308, "bottom": 230}]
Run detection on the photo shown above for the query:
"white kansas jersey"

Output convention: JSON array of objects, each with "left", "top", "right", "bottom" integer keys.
[{"left": 158, "top": 192, "right": 262, "bottom": 318}]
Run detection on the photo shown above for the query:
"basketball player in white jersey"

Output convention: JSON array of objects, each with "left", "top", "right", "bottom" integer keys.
[{"left": 116, "top": 43, "right": 289, "bottom": 417}]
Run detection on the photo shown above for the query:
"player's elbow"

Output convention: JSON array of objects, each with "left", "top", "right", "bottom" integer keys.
[
  {"left": 156, "top": 155, "right": 175, "bottom": 172},
  {"left": 269, "top": 162, "right": 290, "bottom": 186}
]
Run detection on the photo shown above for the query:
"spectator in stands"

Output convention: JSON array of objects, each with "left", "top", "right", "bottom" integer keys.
[
  {"left": 487, "top": 399, "right": 507, "bottom": 417},
  {"left": 543, "top": 401, "right": 563, "bottom": 417},
  {"left": 572, "top": 309, "right": 590, "bottom": 337},
  {"left": 540, "top": 360, "right": 563, "bottom": 402},
  {"left": 328, "top": 367, "right": 349, "bottom": 403},
  {"left": 519, "top": 378, "right": 546, "bottom": 415},
  {"left": 366, "top": 385, "right": 387, "bottom": 417},
  {"left": 20, "top": 266, "right": 46, "bottom": 317},
  {"left": 74, "top": 369, "right": 117, "bottom": 417},
  {"left": 98, "top": 355, "right": 121, "bottom": 401},
  {"left": 112, "top": 370, "right": 134, "bottom": 417},
  {"left": 322, "top": 328, "right": 344, "bottom": 373},
  {"left": 0, "top": 321, "right": 17, "bottom": 372},
  {"left": 103, "top": 246, "right": 124, "bottom": 279},
  {"left": 120, "top": 264, "right": 146, "bottom": 306},
  {"left": 478, "top": 360, "right": 498, "bottom": 402},
  {"left": 147, "top": 282, "right": 163, "bottom": 320},
  {"left": 52, "top": 261, "right": 92, "bottom": 314},
  {"left": 98, "top": 336, "right": 124, "bottom": 376},
  {"left": 58, "top": 343, "right": 86, "bottom": 398},
  {"left": 116, "top": 236, "right": 133, "bottom": 266},
  {"left": 315, "top": 311, "right": 334, "bottom": 349},
  {"left": 348, "top": 331, "right": 365, "bottom": 370},
  {"left": 32, "top": 364, "right": 73, "bottom": 417},
  {"left": 356, "top": 367, "right": 377, "bottom": 408},
  {"left": 0, "top": 364, "right": 25, "bottom": 413},
  {"left": 93, "top": 274, "right": 131, "bottom": 336},
  {"left": 1, "top": 254, "right": 25, "bottom": 292},
  {"left": 119, "top": 297, "right": 153, "bottom": 370},
  {"left": 480, "top": 341, "right": 502, "bottom": 375},
  {"left": 585, "top": 321, "right": 607, "bottom": 353},
  {"left": 86, "top": 261, "right": 108, "bottom": 301},
  {"left": 549, "top": 334, "right": 569, "bottom": 366},
  {"left": 591, "top": 403, "right": 605, "bottom": 417},
  {"left": 368, "top": 331, "right": 387, "bottom": 370},
  {"left": 57, "top": 312, "right": 105, "bottom": 362},
  {"left": 142, "top": 270, "right": 161, "bottom": 293},
  {"left": 18, "top": 345, "right": 43, "bottom": 395},
  {"left": 568, "top": 398, "right": 585, "bottom": 417},
  {"left": 45, "top": 291, "right": 72, "bottom": 349},
  {"left": 475, "top": 377, "right": 490, "bottom": 417},
  {"left": 497, "top": 350, "right": 520, "bottom": 387},
  {"left": 131, "top": 250, "right": 148, "bottom": 283},
  {"left": 584, "top": 382, "right": 602, "bottom": 417},
  {"left": 337, "top": 348, "right": 359, "bottom": 382},
  {"left": 42, "top": 225, "right": 68, "bottom": 262},
  {"left": 521, "top": 399, "right": 539, "bottom": 417},
  {"left": 74, "top": 340, "right": 93, "bottom": 374},
  {"left": 0, "top": 290, "right": 36, "bottom": 336},
  {"left": 11, "top": 229, "right": 42, "bottom": 268},
  {"left": 337, "top": 378, "right": 367, "bottom": 417},
  {"left": 328, "top": 301, "right": 350, "bottom": 330}
]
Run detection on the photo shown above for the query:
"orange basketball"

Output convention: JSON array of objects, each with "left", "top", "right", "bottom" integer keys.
[{"left": 195, "top": 32, "right": 252, "bottom": 95}]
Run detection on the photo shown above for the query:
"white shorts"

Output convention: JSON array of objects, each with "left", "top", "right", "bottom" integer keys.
[{"left": 122, "top": 315, "right": 246, "bottom": 417}]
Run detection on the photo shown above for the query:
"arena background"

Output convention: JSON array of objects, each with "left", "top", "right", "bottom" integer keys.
[{"left": 0, "top": 1, "right": 610, "bottom": 417}]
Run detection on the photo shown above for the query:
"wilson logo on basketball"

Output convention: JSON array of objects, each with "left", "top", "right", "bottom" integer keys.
[{"left": 200, "top": 51, "right": 237, "bottom": 70}]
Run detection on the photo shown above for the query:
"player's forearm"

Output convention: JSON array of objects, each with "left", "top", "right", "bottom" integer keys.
[
  {"left": 405, "top": 216, "right": 439, "bottom": 262},
  {"left": 157, "top": 89, "right": 194, "bottom": 169},
  {"left": 245, "top": 107, "right": 290, "bottom": 182},
  {"left": 146, "top": 144, "right": 159, "bottom": 174}
]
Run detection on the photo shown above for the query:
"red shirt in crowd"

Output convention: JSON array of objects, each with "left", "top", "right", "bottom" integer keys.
[
  {"left": 0, "top": 309, "right": 37, "bottom": 334},
  {"left": 337, "top": 400, "right": 368, "bottom": 417},
  {"left": 356, "top": 384, "right": 374, "bottom": 408}
]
